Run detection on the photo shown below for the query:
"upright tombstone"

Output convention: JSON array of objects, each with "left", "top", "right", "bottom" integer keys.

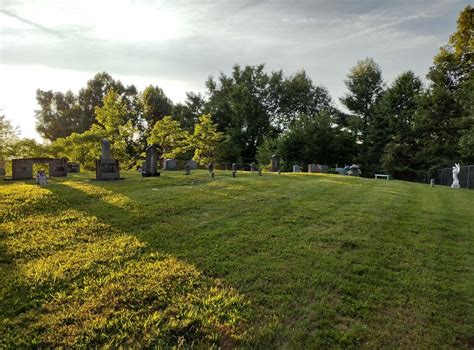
[
  {"left": 0, "top": 158, "right": 5, "bottom": 180},
  {"left": 451, "top": 163, "right": 461, "bottom": 189},
  {"left": 185, "top": 160, "right": 198, "bottom": 170},
  {"left": 49, "top": 158, "right": 68, "bottom": 177},
  {"left": 308, "top": 164, "right": 317, "bottom": 173},
  {"left": 142, "top": 145, "right": 160, "bottom": 177},
  {"left": 184, "top": 163, "right": 191, "bottom": 175},
  {"left": 164, "top": 158, "right": 178, "bottom": 171},
  {"left": 232, "top": 163, "right": 237, "bottom": 177},
  {"left": 271, "top": 154, "right": 280, "bottom": 172},
  {"left": 12, "top": 159, "right": 33, "bottom": 180},
  {"left": 96, "top": 139, "right": 120, "bottom": 180},
  {"left": 208, "top": 163, "right": 214, "bottom": 178},
  {"left": 316, "top": 164, "right": 329, "bottom": 173},
  {"left": 250, "top": 163, "right": 256, "bottom": 173},
  {"left": 293, "top": 165, "right": 302, "bottom": 172},
  {"left": 67, "top": 162, "right": 80, "bottom": 173}
]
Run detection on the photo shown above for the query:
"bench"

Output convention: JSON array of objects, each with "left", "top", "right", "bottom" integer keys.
[{"left": 374, "top": 174, "right": 390, "bottom": 180}]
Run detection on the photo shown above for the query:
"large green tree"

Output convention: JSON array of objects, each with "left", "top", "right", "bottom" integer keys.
[
  {"left": 415, "top": 5, "right": 473, "bottom": 173},
  {"left": 205, "top": 64, "right": 334, "bottom": 162},
  {"left": 379, "top": 72, "right": 424, "bottom": 179},
  {"left": 191, "top": 114, "right": 224, "bottom": 166},
  {"left": 268, "top": 70, "right": 333, "bottom": 131},
  {"left": 147, "top": 116, "right": 190, "bottom": 160},
  {"left": 35, "top": 90, "right": 83, "bottom": 141},
  {"left": 35, "top": 72, "right": 139, "bottom": 141},
  {"left": 141, "top": 85, "right": 173, "bottom": 131},
  {"left": 341, "top": 58, "right": 385, "bottom": 142},
  {"left": 205, "top": 64, "right": 274, "bottom": 162},
  {"left": 276, "top": 112, "right": 356, "bottom": 170},
  {"left": 0, "top": 114, "right": 19, "bottom": 159},
  {"left": 172, "top": 92, "right": 205, "bottom": 132},
  {"left": 94, "top": 89, "right": 138, "bottom": 166}
]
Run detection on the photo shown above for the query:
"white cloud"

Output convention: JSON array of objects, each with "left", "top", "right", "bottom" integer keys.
[{"left": 0, "top": 0, "right": 469, "bottom": 140}]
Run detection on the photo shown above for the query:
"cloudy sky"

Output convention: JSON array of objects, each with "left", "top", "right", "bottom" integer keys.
[{"left": 0, "top": 0, "right": 468, "bottom": 140}]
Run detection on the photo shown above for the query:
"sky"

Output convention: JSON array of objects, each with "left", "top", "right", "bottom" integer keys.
[{"left": 0, "top": 0, "right": 469, "bottom": 140}]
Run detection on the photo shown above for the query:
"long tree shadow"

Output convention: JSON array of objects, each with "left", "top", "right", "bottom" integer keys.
[
  {"left": 0, "top": 180, "right": 256, "bottom": 348},
  {"left": 36, "top": 175, "right": 474, "bottom": 348}
]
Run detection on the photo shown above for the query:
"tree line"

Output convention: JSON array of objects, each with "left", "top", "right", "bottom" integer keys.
[{"left": 1, "top": 6, "right": 472, "bottom": 179}]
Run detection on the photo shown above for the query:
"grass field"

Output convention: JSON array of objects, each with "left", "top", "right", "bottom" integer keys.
[{"left": 1, "top": 170, "right": 473, "bottom": 348}]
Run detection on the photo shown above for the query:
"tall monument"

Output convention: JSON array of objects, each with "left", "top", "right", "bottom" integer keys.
[
  {"left": 96, "top": 139, "right": 120, "bottom": 180},
  {"left": 271, "top": 154, "right": 279, "bottom": 172},
  {"left": 142, "top": 145, "right": 160, "bottom": 177}
]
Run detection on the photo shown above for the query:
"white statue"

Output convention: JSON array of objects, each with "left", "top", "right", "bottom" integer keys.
[{"left": 451, "top": 163, "right": 461, "bottom": 189}]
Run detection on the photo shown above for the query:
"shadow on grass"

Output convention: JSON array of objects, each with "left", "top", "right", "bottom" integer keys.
[
  {"left": 0, "top": 180, "right": 256, "bottom": 348},
  {"left": 3, "top": 174, "right": 473, "bottom": 348}
]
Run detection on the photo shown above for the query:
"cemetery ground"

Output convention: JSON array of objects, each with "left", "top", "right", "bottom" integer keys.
[{"left": 1, "top": 170, "right": 473, "bottom": 349}]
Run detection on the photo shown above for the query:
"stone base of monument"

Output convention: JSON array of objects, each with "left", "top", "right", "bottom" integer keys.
[
  {"left": 142, "top": 171, "right": 160, "bottom": 177},
  {"left": 96, "top": 159, "right": 121, "bottom": 180}
]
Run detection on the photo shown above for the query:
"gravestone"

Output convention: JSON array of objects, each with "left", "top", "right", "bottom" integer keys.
[
  {"left": 232, "top": 163, "right": 237, "bottom": 177},
  {"left": 250, "top": 163, "right": 256, "bottom": 172},
  {"left": 184, "top": 164, "right": 191, "bottom": 175},
  {"left": 316, "top": 164, "right": 329, "bottom": 173},
  {"left": 142, "top": 145, "right": 160, "bottom": 177},
  {"left": 0, "top": 159, "right": 5, "bottom": 179},
  {"left": 208, "top": 163, "right": 214, "bottom": 178},
  {"left": 12, "top": 158, "right": 68, "bottom": 180},
  {"left": 430, "top": 179, "right": 435, "bottom": 187},
  {"left": 36, "top": 170, "right": 48, "bottom": 186},
  {"left": 271, "top": 155, "right": 280, "bottom": 172},
  {"left": 308, "top": 164, "right": 317, "bottom": 173},
  {"left": 164, "top": 158, "right": 178, "bottom": 171},
  {"left": 185, "top": 160, "right": 198, "bottom": 170},
  {"left": 67, "top": 162, "right": 80, "bottom": 173},
  {"left": 49, "top": 158, "right": 68, "bottom": 177},
  {"left": 96, "top": 139, "right": 120, "bottom": 180},
  {"left": 293, "top": 165, "right": 302, "bottom": 172},
  {"left": 12, "top": 159, "right": 33, "bottom": 179}
]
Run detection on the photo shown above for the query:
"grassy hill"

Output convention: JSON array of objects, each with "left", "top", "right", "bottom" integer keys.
[{"left": 1, "top": 170, "right": 473, "bottom": 348}]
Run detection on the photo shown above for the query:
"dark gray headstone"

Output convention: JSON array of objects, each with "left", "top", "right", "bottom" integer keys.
[
  {"left": 67, "top": 162, "right": 80, "bottom": 173},
  {"left": 164, "top": 158, "right": 178, "bottom": 171},
  {"left": 0, "top": 159, "right": 5, "bottom": 179},
  {"left": 142, "top": 146, "right": 160, "bottom": 177},
  {"left": 49, "top": 158, "right": 68, "bottom": 177},
  {"left": 185, "top": 160, "right": 198, "bottom": 170},
  {"left": 271, "top": 154, "right": 279, "bottom": 172},
  {"left": 101, "top": 139, "right": 112, "bottom": 161},
  {"left": 96, "top": 139, "right": 120, "bottom": 180},
  {"left": 12, "top": 159, "right": 33, "bottom": 180}
]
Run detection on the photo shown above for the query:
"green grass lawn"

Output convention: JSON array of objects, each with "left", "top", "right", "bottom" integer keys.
[{"left": 1, "top": 170, "right": 473, "bottom": 348}]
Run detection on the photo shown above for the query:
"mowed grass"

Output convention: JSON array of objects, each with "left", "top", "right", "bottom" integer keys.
[{"left": 1, "top": 170, "right": 473, "bottom": 348}]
